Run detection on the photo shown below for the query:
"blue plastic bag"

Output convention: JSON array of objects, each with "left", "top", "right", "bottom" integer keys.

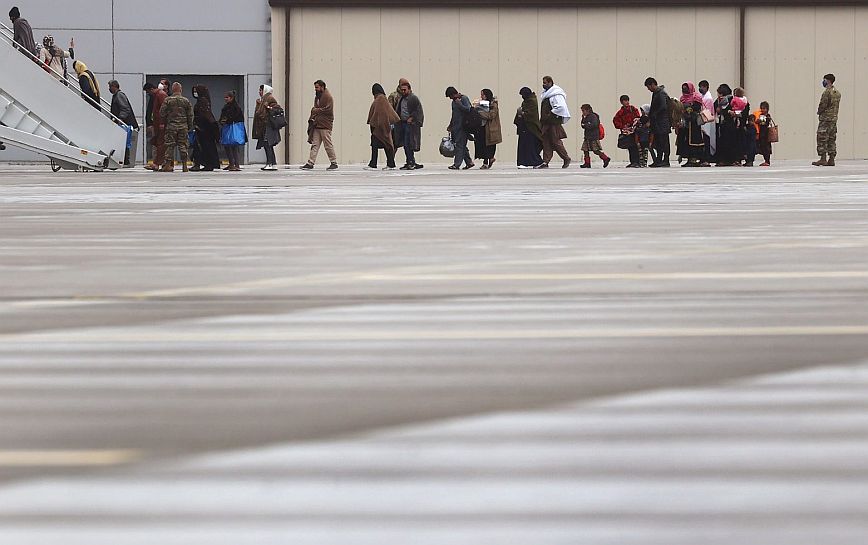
[
  {"left": 220, "top": 122, "right": 247, "bottom": 146},
  {"left": 188, "top": 131, "right": 196, "bottom": 146},
  {"left": 123, "top": 125, "right": 132, "bottom": 149}
]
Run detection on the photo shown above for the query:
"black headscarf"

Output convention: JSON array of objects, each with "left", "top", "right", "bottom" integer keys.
[
  {"left": 372, "top": 83, "right": 385, "bottom": 97},
  {"left": 482, "top": 89, "right": 494, "bottom": 102},
  {"left": 193, "top": 84, "right": 216, "bottom": 124},
  {"left": 520, "top": 87, "right": 533, "bottom": 100}
]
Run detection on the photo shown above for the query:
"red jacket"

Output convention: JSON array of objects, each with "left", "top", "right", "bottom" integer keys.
[
  {"left": 613, "top": 105, "right": 641, "bottom": 131},
  {"left": 152, "top": 89, "right": 168, "bottom": 128}
]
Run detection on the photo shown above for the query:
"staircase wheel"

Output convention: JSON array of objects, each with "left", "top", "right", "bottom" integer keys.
[{"left": 50, "top": 159, "right": 62, "bottom": 173}]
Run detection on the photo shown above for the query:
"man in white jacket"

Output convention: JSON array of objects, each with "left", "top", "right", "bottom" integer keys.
[{"left": 537, "top": 76, "right": 572, "bottom": 168}]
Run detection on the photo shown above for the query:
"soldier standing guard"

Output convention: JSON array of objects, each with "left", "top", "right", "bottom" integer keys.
[
  {"left": 813, "top": 73, "right": 841, "bottom": 167},
  {"left": 160, "top": 82, "right": 194, "bottom": 172}
]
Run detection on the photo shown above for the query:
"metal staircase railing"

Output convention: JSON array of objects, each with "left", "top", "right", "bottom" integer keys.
[{"left": 0, "top": 20, "right": 124, "bottom": 124}]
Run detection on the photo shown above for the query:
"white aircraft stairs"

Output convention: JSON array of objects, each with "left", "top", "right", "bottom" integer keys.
[{"left": 0, "top": 21, "right": 129, "bottom": 171}]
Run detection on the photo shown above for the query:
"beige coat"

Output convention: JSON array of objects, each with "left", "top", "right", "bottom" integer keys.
[{"left": 479, "top": 100, "right": 503, "bottom": 145}]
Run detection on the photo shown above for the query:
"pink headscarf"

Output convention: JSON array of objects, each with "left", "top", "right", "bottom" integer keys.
[
  {"left": 680, "top": 81, "right": 704, "bottom": 105},
  {"left": 730, "top": 96, "right": 748, "bottom": 112}
]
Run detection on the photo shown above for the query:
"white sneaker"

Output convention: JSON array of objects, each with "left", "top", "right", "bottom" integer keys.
[
  {"left": 382, "top": 166, "right": 397, "bottom": 171},
  {"left": 262, "top": 165, "right": 278, "bottom": 171}
]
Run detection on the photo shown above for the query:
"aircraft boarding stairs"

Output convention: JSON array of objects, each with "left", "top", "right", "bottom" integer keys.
[{"left": 0, "top": 21, "right": 130, "bottom": 171}]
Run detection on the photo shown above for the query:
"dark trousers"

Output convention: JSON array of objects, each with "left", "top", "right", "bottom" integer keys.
[
  {"left": 263, "top": 143, "right": 275, "bottom": 165},
  {"left": 703, "top": 133, "right": 713, "bottom": 163},
  {"left": 627, "top": 144, "right": 639, "bottom": 165},
  {"left": 653, "top": 132, "right": 670, "bottom": 164},
  {"left": 452, "top": 130, "right": 472, "bottom": 168},
  {"left": 370, "top": 144, "right": 396, "bottom": 168},
  {"left": 225, "top": 145, "right": 242, "bottom": 167},
  {"left": 399, "top": 122, "right": 417, "bottom": 165}
]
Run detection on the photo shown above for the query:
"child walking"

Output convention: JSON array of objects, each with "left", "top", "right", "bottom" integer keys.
[
  {"left": 755, "top": 101, "right": 774, "bottom": 166},
  {"left": 579, "top": 104, "right": 610, "bottom": 168}
]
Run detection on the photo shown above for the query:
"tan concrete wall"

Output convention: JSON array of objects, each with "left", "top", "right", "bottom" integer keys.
[
  {"left": 278, "top": 6, "right": 860, "bottom": 164},
  {"left": 745, "top": 6, "right": 863, "bottom": 160}
]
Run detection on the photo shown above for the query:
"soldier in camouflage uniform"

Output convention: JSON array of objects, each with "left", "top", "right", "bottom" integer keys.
[
  {"left": 813, "top": 73, "right": 841, "bottom": 167},
  {"left": 159, "top": 82, "right": 194, "bottom": 172}
]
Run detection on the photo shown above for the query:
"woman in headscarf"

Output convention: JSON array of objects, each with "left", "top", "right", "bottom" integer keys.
[
  {"left": 190, "top": 84, "right": 221, "bottom": 172},
  {"left": 252, "top": 84, "right": 280, "bottom": 171},
  {"left": 39, "top": 35, "right": 72, "bottom": 81},
  {"left": 73, "top": 60, "right": 100, "bottom": 109},
  {"left": 715, "top": 84, "right": 740, "bottom": 166},
  {"left": 677, "top": 81, "right": 708, "bottom": 167},
  {"left": 475, "top": 89, "right": 502, "bottom": 169},
  {"left": 219, "top": 90, "right": 246, "bottom": 172},
  {"left": 514, "top": 87, "right": 543, "bottom": 168},
  {"left": 366, "top": 83, "right": 401, "bottom": 170}
]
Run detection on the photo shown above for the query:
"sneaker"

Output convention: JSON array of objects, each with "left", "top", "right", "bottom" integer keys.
[
  {"left": 300, "top": 163, "right": 314, "bottom": 170},
  {"left": 327, "top": 163, "right": 339, "bottom": 171},
  {"left": 760, "top": 162, "right": 770, "bottom": 167},
  {"left": 626, "top": 163, "right": 640, "bottom": 168},
  {"left": 533, "top": 163, "right": 549, "bottom": 169},
  {"left": 363, "top": 164, "right": 378, "bottom": 170},
  {"left": 413, "top": 164, "right": 424, "bottom": 170},
  {"left": 261, "top": 165, "right": 277, "bottom": 171},
  {"left": 462, "top": 163, "right": 475, "bottom": 170},
  {"left": 382, "top": 166, "right": 396, "bottom": 171},
  {"left": 447, "top": 165, "right": 460, "bottom": 170},
  {"left": 399, "top": 164, "right": 416, "bottom": 171}
]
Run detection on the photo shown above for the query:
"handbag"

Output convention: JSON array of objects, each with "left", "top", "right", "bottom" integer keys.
[
  {"left": 617, "top": 133, "right": 634, "bottom": 150},
  {"left": 701, "top": 108, "right": 715, "bottom": 123},
  {"left": 768, "top": 120, "right": 779, "bottom": 143},
  {"left": 220, "top": 122, "right": 247, "bottom": 146},
  {"left": 439, "top": 135, "right": 456, "bottom": 158},
  {"left": 269, "top": 107, "right": 287, "bottom": 130}
]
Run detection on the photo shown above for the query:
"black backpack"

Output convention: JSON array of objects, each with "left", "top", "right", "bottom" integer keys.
[{"left": 463, "top": 106, "right": 483, "bottom": 131}]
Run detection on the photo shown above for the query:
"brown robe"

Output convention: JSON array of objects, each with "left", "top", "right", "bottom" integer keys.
[
  {"left": 367, "top": 94, "right": 401, "bottom": 153},
  {"left": 310, "top": 89, "right": 335, "bottom": 130}
]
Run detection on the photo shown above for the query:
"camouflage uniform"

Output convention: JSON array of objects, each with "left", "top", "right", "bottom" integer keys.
[
  {"left": 816, "top": 85, "right": 841, "bottom": 160},
  {"left": 159, "top": 93, "right": 194, "bottom": 171}
]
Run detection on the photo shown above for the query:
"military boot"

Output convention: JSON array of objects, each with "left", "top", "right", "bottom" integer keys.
[
  {"left": 182, "top": 162, "right": 189, "bottom": 173},
  {"left": 825, "top": 154, "right": 836, "bottom": 167},
  {"left": 812, "top": 154, "right": 827, "bottom": 167},
  {"left": 161, "top": 161, "right": 174, "bottom": 173}
]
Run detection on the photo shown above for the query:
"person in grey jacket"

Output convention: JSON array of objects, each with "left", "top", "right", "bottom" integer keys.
[
  {"left": 645, "top": 77, "right": 672, "bottom": 167},
  {"left": 395, "top": 81, "right": 425, "bottom": 170},
  {"left": 9, "top": 7, "right": 36, "bottom": 56},
  {"left": 446, "top": 86, "right": 474, "bottom": 170}
]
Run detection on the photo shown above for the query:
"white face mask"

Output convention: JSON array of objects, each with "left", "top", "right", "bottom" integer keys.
[{"left": 158, "top": 83, "right": 165, "bottom": 91}]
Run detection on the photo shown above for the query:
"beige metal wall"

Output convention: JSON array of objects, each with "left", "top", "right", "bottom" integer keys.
[
  {"left": 276, "top": 5, "right": 861, "bottom": 165},
  {"left": 745, "top": 6, "right": 865, "bottom": 160}
]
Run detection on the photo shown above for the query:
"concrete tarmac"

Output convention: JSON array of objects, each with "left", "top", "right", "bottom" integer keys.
[{"left": 1, "top": 161, "right": 868, "bottom": 543}]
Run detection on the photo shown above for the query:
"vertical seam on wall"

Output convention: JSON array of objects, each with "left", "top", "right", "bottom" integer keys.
[
  {"left": 853, "top": 6, "right": 857, "bottom": 157},
  {"left": 111, "top": 0, "right": 115, "bottom": 78}
]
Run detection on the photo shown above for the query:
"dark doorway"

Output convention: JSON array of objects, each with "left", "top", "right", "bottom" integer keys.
[{"left": 144, "top": 75, "right": 245, "bottom": 164}]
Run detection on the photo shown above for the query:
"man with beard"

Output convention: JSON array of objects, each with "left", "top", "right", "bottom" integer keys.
[
  {"left": 301, "top": 80, "right": 338, "bottom": 170},
  {"left": 536, "top": 76, "right": 572, "bottom": 169}
]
